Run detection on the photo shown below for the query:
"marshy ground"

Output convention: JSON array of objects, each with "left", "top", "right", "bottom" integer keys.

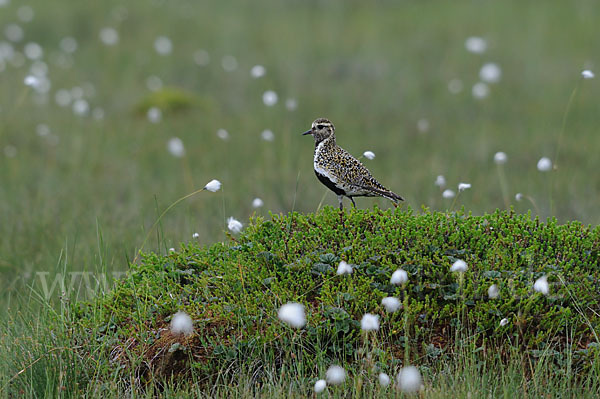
[{"left": 1, "top": 0, "right": 599, "bottom": 397}]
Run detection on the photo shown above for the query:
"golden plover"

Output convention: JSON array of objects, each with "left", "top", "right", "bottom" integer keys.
[{"left": 302, "top": 118, "right": 404, "bottom": 210}]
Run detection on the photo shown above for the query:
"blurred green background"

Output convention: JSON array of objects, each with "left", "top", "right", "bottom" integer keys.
[{"left": 0, "top": 0, "right": 599, "bottom": 307}]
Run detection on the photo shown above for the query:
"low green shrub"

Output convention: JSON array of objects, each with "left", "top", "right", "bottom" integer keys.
[
  {"left": 134, "top": 87, "right": 215, "bottom": 115},
  {"left": 74, "top": 207, "right": 600, "bottom": 385}
]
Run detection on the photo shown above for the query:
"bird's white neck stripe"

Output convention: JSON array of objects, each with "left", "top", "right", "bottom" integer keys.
[
  {"left": 315, "top": 140, "right": 326, "bottom": 155},
  {"left": 314, "top": 136, "right": 333, "bottom": 153}
]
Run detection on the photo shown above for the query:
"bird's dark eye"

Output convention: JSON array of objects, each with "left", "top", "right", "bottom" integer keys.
[{"left": 317, "top": 125, "right": 324, "bottom": 130}]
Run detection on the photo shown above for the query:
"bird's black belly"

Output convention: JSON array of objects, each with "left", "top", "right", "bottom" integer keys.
[{"left": 315, "top": 171, "right": 346, "bottom": 196}]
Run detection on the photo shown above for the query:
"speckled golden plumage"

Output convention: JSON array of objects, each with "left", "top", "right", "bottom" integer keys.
[{"left": 302, "top": 118, "right": 404, "bottom": 210}]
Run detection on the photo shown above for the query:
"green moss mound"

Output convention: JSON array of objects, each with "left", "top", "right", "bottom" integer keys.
[
  {"left": 134, "top": 87, "right": 215, "bottom": 115},
  {"left": 74, "top": 207, "right": 600, "bottom": 383}
]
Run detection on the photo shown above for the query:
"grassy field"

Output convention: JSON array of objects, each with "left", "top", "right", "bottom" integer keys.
[{"left": 1, "top": 0, "right": 599, "bottom": 396}]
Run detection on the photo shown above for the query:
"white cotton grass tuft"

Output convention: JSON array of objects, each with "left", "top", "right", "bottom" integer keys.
[
  {"left": 216, "top": 128, "right": 229, "bottom": 140},
  {"left": 581, "top": 70, "right": 595, "bottom": 79},
  {"left": 448, "top": 78, "right": 463, "bottom": 94},
  {"left": 60, "top": 36, "right": 78, "bottom": 53},
  {"left": 363, "top": 150, "right": 376, "bottom": 160},
  {"left": 450, "top": 259, "right": 468, "bottom": 273},
  {"left": 169, "top": 248, "right": 175, "bottom": 252},
  {"left": 262, "top": 90, "right": 278, "bottom": 106},
  {"left": 30, "top": 60, "right": 49, "bottom": 77},
  {"left": 325, "top": 365, "right": 346, "bottom": 385},
  {"left": 24, "top": 75, "right": 39, "bottom": 88},
  {"left": 396, "top": 366, "right": 423, "bottom": 393},
  {"left": 36, "top": 124, "right": 50, "bottom": 137},
  {"left": 72, "top": 99, "right": 89, "bottom": 116},
  {"left": 192, "top": 232, "right": 199, "bottom": 239},
  {"left": 442, "top": 189, "right": 455, "bottom": 199},
  {"left": 533, "top": 275, "right": 549, "bottom": 295},
  {"left": 472, "top": 82, "right": 490, "bottom": 99},
  {"left": 278, "top": 302, "right": 306, "bottom": 328},
  {"left": 146, "top": 75, "right": 163, "bottom": 91},
  {"left": 494, "top": 151, "right": 507, "bottom": 165},
  {"left": 285, "top": 98, "right": 298, "bottom": 111},
  {"left": 99, "top": 27, "right": 119, "bottom": 46},
  {"left": 204, "top": 179, "right": 221, "bottom": 192},
  {"left": 479, "top": 62, "right": 502, "bottom": 83},
  {"left": 381, "top": 297, "right": 401, "bottom": 313},
  {"left": 154, "top": 36, "right": 172, "bottom": 55},
  {"left": 250, "top": 65, "right": 266, "bottom": 78},
  {"left": 390, "top": 269, "right": 408, "bottom": 285},
  {"left": 417, "top": 118, "right": 430, "bottom": 133},
  {"left": 4, "top": 145, "right": 17, "bottom": 158},
  {"left": 458, "top": 182, "right": 471, "bottom": 191},
  {"left": 193, "top": 49, "right": 210, "bottom": 66},
  {"left": 0, "top": 41, "right": 14, "bottom": 60},
  {"left": 378, "top": 372, "right": 391, "bottom": 387},
  {"left": 252, "top": 198, "right": 264, "bottom": 208},
  {"left": 360, "top": 313, "right": 380, "bottom": 331},
  {"left": 336, "top": 261, "right": 353, "bottom": 275},
  {"left": 221, "top": 55, "right": 238, "bottom": 71},
  {"left": 30, "top": 78, "right": 50, "bottom": 95},
  {"left": 167, "top": 137, "right": 185, "bottom": 157},
  {"left": 170, "top": 311, "right": 193, "bottom": 335},
  {"left": 17, "top": 5, "right": 34, "bottom": 22},
  {"left": 5, "top": 24, "right": 23, "bottom": 42},
  {"left": 500, "top": 318, "right": 509, "bottom": 327},
  {"left": 537, "top": 157, "right": 552, "bottom": 172},
  {"left": 24, "top": 42, "right": 43, "bottom": 60},
  {"left": 261, "top": 129, "right": 274, "bottom": 141},
  {"left": 515, "top": 193, "right": 524, "bottom": 202},
  {"left": 147, "top": 107, "right": 162, "bottom": 123},
  {"left": 465, "top": 36, "right": 487, "bottom": 54},
  {"left": 435, "top": 175, "right": 446, "bottom": 188},
  {"left": 227, "top": 217, "right": 243, "bottom": 234},
  {"left": 314, "top": 379, "right": 327, "bottom": 393},
  {"left": 488, "top": 284, "right": 499, "bottom": 299}
]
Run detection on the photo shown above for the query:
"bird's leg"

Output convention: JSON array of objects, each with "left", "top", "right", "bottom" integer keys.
[
  {"left": 337, "top": 195, "right": 344, "bottom": 225},
  {"left": 350, "top": 197, "right": 356, "bottom": 208}
]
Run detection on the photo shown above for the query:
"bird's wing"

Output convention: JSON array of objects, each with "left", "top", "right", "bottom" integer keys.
[
  {"left": 357, "top": 184, "right": 404, "bottom": 202},
  {"left": 334, "top": 147, "right": 404, "bottom": 201},
  {"left": 333, "top": 147, "right": 376, "bottom": 180}
]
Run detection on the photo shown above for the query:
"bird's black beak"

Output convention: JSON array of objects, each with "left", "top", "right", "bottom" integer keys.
[{"left": 302, "top": 129, "right": 313, "bottom": 136}]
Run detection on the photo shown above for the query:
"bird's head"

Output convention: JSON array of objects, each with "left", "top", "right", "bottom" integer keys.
[{"left": 302, "top": 118, "right": 335, "bottom": 143}]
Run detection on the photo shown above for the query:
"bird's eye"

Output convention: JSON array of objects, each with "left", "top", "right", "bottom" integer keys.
[{"left": 317, "top": 125, "right": 324, "bottom": 130}]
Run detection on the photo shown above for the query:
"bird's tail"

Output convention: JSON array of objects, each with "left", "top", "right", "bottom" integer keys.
[
  {"left": 362, "top": 185, "right": 404, "bottom": 205},
  {"left": 387, "top": 191, "right": 404, "bottom": 207}
]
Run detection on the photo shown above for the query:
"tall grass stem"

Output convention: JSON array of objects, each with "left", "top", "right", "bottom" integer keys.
[{"left": 134, "top": 187, "right": 209, "bottom": 263}]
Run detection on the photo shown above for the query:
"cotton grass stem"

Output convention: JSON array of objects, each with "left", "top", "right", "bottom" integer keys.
[
  {"left": 455, "top": 272, "right": 466, "bottom": 353},
  {"left": 403, "top": 292, "right": 410, "bottom": 365},
  {"left": 556, "top": 274, "right": 599, "bottom": 343},
  {"left": 134, "top": 187, "right": 211, "bottom": 263},
  {"left": 551, "top": 82, "right": 580, "bottom": 216},
  {"left": 449, "top": 192, "right": 459, "bottom": 212},
  {"left": 553, "top": 84, "right": 579, "bottom": 171},
  {"left": 221, "top": 185, "right": 226, "bottom": 238},
  {"left": 496, "top": 163, "right": 510, "bottom": 209},
  {"left": 316, "top": 189, "right": 329, "bottom": 212},
  {"left": 523, "top": 194, "right": 541, "bottom": 216},
  {"left": 1, "top": 347, "right": 78, "bottom": 394}
]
